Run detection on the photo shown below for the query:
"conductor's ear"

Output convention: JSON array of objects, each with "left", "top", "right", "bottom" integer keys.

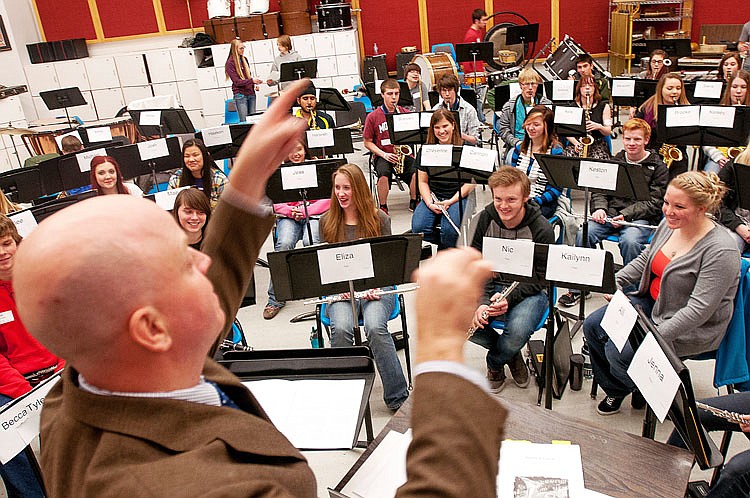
[{"left": 128, "top": 306, "right": 172, "bottom": 353}]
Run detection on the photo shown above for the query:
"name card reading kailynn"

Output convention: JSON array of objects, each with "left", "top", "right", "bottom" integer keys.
[
  {"left": 546, "top": 245, "right": 605, "bottom": 287},
  {"left": 318, "top": 243, "right": 375, "bottom": 284}
]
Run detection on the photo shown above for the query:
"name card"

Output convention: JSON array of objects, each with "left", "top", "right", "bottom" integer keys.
[
  {"left": 85, "top": 126, "right": 112, "bottom": 142},
  {"left": 318, "top": 243, "right": 375, "bottom": 284},
  {"left": 392, "top": 113, "right": 420, "bottom": 132},
  {"left": 201, "top": 125, "right": 232, "bottom": 146},
  {"left": 420, "top": 144, "right": 453, "bottom": 167},
  {"left": 154, "top": 186, "right": 190, "bottom": 211},
  {"left": 375, "top": 79, "right": 383, "bottom": 95},
  {"left": 246, "top": 114, "right": 263, "bottom": 124},
  {"left": 600, "top": 290, "right": 638, "bottom": 352},
  {"left": 546, "top": 245, "right": 605, "bottom": 287},
  {"left": 693, "top": 81, "right": 723, "bottom": 99},
  {"left": 459, "top": 145, "right": 496, "bottom": 172},
  {"left": 554, "top": 106, "right": 583, "bottom": 125},
  {"left": 665, "top": 106, "right": 699, "bottom": 127},
  {"left": 76, "top": 148, "right": 107, "bottom": 173},
  {"left": 552, "top": 80, "right": 575, "bottom": 101},
  {"left": 306, "top": 129, "right": 335, "bottom": 148},
  {"left": 578, "top": 160, "right": 618, "bottom": 191},
  {"left": 137, "top": 138, "right": 169, "bottom": 161},
  {"left": 139, "top": 110, "right": 162, "bottom": 126},
  {"left": 508, "top": 82, "right": 522, "bottom": 101},
  {"left": 611, "top": 79, "right": 636, "bottom": 98},
  {"left": 420, "top": 111, "right": 434, "bottom": 128},
  {"left": 281, "top": 163, "right": 318, "bottom": 190},
  {"left": 627, "top": 332, "right": 681, "bottom": 423},
  {"left": 699, "top": 106, "right": 735, "bottom": 128},
  {"left": 0, "top": 374, "right": 61, "bottom": 464},
  {"left": 482, "top": 237, "right": 534, "bottom": 277},
  {"left": 7, "top": 210, "right": 38, "bottom": 238},
  {"left": 54, "top": 130, "right": 82, "bottom": 149}
]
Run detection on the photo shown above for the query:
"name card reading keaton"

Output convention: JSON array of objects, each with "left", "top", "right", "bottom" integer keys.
[
  {"left": 546, "top": 245, "right": 605, "bottom": 287},
  {"left": 627, "top": 332, "right": 681, "bottom": 422},
  {"left": 482, "top": 237, "right": 534, "bottom": 277},
  {"left": 578, "top": 160, "right": 618, "bottom": 191},
  {"left": 459, "top": 146, "right": 496, "bottom": 172},
  {"left": 138, "top": 138, "right": 169, "bottom": 161},
  {"left": 318, "top": 243, "right": 375, "bottom": 284},
  {"left": 281, "top": 164, "right": 318, "bottom": 190},
  {"left": 420, "top": 144, "right": 453, "bottom": 167},
  {"left": 201, "top": 125, "right": 232, "bottom": 146},
  {"left": 76, "top": 148, "right": 107, "bottom": 173},
  {"left": 306, "top": 129, "right": 335, "bottom": 148},
  {"left": 600, "top": 290, "right": 638, "bottom": 352}
]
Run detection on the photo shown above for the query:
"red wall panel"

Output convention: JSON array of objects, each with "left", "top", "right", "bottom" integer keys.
[
  {"left": 559, "top": 0, "right": 609, "bottom": 54},
  {"left": 358, "top": 1, "right": 421, "bottom": 71},
  {"left": 162, "top": 0, "right": 208, "bottom": 30},
  {"left": 97, "top": 0, "right": 159, "bottom": 38},
  {"left": 691, "top": 0, "right": 746, "bottom": 42},
  {"left": 35, "top": 0, "right": 97, "bottom": 41}
]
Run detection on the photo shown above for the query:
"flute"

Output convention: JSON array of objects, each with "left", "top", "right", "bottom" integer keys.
[
  {"left": 430, "top": 193, "right": 461, "bottom": 235},
  {"left": 573, "top": 214, "right": 658, "bottom": 230},
  {"left": 304, "top": 284, "right": 420, "bottom": 305},
  {"left": 696, "top": 401, "right": 750, "bottom": 425},
  {"left": 467, "top": 281, "right": 520, "bottom": 337}
]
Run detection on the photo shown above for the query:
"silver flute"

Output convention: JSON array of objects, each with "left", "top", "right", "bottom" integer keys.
[
  {"left": 430, "top": 192, "right": 461, "bottom": 235},
  {"left": 304, "top": 284, "right": 420, "bottom": 305},
  {"left": 696, "top": 402, "right": 750, "bottom": 425},
  {"left": 573, "top": 214, "right": 659, "bottom": 230},
  {"left": 467, "top": 281, "right": 520, "bottom": 337}
]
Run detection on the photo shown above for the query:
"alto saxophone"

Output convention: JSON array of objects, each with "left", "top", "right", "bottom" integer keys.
[
  {"left": 579, "top": 93, "right": 594, "bottom": 158},
  {"left": 393, "top": 145, "right": 412, "bottom": 175},
  {"left": 660, "top": 96, "right": 683, "bottom": 168},
  {"left": 728, "top": 147, "right": 745, "bottom": 159}
]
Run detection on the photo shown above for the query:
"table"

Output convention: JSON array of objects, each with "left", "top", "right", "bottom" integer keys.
[{"left": 332, "top": 396, "right": 694, "bottom": 498}]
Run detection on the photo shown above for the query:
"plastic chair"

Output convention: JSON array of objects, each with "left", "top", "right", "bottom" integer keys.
[
  {"left": 353, "top": 84, "right": 373, "bottom": 113},
  {"left": 224, "top": 99, "right": 240, "bottom": 124}
]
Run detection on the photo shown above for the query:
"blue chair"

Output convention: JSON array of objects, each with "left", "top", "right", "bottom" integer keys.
[
  {"left": 488, "top": 287, "right": 557, "bottom": 333},
  {"left": 353, "top": 84, "right": 373, "bottom": 113},
  {"left": 224, "top": 99, "right": 240, "bottom": 124}
]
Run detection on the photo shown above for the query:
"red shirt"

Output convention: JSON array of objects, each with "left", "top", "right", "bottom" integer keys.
[
  {"left": 649, "top": 249, "right": 671, "bottom": 301},
  {"left": 462, "top": 27, "right": 486, "bottom": 74},
  {"left": 363, "top": 106, "right": 409, "bottom": 154},
  {"left": 0, "top": 280, "right": 63, "bottom": 398}
]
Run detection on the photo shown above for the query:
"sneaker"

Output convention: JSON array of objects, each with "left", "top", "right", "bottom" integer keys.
[
  {"left": 262, "top": 304, "right": 282, "bottom": 320},
  {"left": 487, "top": 368, "right": 507, "bottom": 394},
  {"left": 379, "top": 204, "right": 389, "bottom": 215},
  {"left": 508, "top": 351, "right": 530, "bottom": 388},
  {"left": 597, "top": 396, "right": 624, "bottom": 415},
  {"left": 557, "top": 290, "right": 590, "bottom": 307},
  {"left": 631, "top": 390, "right": 647, "bottom": 410},
  {"left": 409, "top": 199, "right": 417, "bottom": 212}
]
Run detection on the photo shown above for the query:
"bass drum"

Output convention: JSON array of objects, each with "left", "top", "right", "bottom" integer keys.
[
  {"left": 484, "top": 22, "right": 526, "bottom": 71},
  {"left": 410, "top": 53, "right": 458, "bottom": 90},
  {"left": 315, "top": 4, "right": 352, "bottom": 31}
]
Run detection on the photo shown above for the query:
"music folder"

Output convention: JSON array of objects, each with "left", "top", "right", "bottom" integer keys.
[
  {"left": 195, "top": 123, "right": 253, "bottom": 160},
  {"left": 657, "top": 105, "right": 750, "bottom": 147}
]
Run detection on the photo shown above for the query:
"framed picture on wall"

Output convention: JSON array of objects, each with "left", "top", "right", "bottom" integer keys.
[{"left": 0, "top": 17, "right": 10, "bottom": 51}]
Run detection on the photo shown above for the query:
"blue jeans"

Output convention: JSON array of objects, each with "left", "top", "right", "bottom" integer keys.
[
  {"left": 583, "top": 294, "right": 654, "bottom": 398},
  {"left": 704, "top": 159, "right": 722, "bottom": 175},
  {"left": 577, "top": 220, "right": 652, "bottom": 266},
  {"left": 469, "top": 289, "right": 548, "bottom": 370},
  {"left": 327, "top": 293, "right": 408, "bottom": 409},
  {"left": 0, "top": 394, "right": 45, "bottom": 498},
  {"left": 234, "top": 93, "right": 256, "bottom": 122},
  {"left": 267, "top": 217, "right": 320, "bottom": 307},
  {"left": 411, "top": 197, "right": 467, "bottom": 250}
]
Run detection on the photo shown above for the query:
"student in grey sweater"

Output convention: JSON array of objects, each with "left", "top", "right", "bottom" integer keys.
[{"left": 584, "top": 171, "right": 741, "bottom": 416}]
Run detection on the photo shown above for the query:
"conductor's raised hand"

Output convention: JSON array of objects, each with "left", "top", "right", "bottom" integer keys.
[
  {"left": 229, "top": 78, "right": 310, "bottom": 204},
  {"left": 413, "top": 247, "right": 492, "bottom": 363}
]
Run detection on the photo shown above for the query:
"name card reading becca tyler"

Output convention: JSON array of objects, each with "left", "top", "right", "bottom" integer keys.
[
  {"left": 318, "top": 243, "right": 375, "bottom": 284},
  {"left": 306, "top": 129, "right": 335, "bottom": 148},
  {"left": 552, "top": 80, "right": 575, "bottom": 101},
  {"left": 392, "top": 113, "right": 420, "bottom": 132},
  {"left": 554, "top": 106, "right": 583, "bottom": 126},
  {"left": 699, "top": 106, "right": 735, "bottom": 128},
  {"left": 666, "top": 106, "right": 699, "bottom": 127},
  {"left": 281, "top": 163, "right": 318, "bottom": 190},
  {"left": 611, "top": 79, "right": 636, "bottom": 97},
  {"left": 627, "top": 332, "right": 681, "bottom": 423},
  {"left": 459, "top": 146, "right": 496, "bottom": 172},
  {"left": 139, "top": 110, "right": 161, "bottom": 126},
  {"left": 600, "top": 290, "right": 638, "bottom": 352},
  {"left": 138, "top": 138, "right": 169, "bottom": 161},
  {"left": 201, "top": 125, "right": 232, "bottom": 146},
  {"left": 86, "top": 126, "right": 113, "bottom": 142},
  {"left": 482, "top": 237, "right": 534, "bottom": 277},
  {"left": 578, "top": 160, "right": 618, "bottom": 191},
  {"left": 420, "top": 144, "right": 453, "bottom": 167},
  {"left": 76, "top": 149, "right": 107, "bottom": 173},
  {"left": 546, "top": 245, "right": 605, "bottom": 287}
]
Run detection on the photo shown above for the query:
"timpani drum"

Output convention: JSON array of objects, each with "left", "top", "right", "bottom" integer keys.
[
  {"left": 464, "top": 72, "right": 487, "bottom": 86},
  {"left": 315, "top": 4, "right": 353, "bottom": 31},
  {"left": 21, "top": 118, "right": 137, "bottom": 155},
  {"left": 410, "top": 53, "right": 458, "bottom": 90},
  {"left": 207, "top": 0, "right": 231, "bottom": 18}
]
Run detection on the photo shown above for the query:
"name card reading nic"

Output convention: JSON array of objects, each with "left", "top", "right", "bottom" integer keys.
[
  {"left": 306, "top": 129, "right": 335, "bottom": 148},
  {"left": 482, "top": 237, "right": 534, "bottom": 277},
  {"left": 545, "top": 245, "right": 605, "bottom": 287},
  {"left": 420, "top": 144, "right": 453, "bottom": 167},
  {"left": 578, "top": 160, "right": 619, "bottom": 191},
  {"left": 76, "top": 148, "right": 107, "bottom": 173},
  {"left": 627, "top": 332, "right": 681, "bottom": 422},
  {"left": 392, "top": 113, "right": 420, "bottom": 132},
  {"left": 552, "top": 80, "right": 575, "bottom": 101},
  {"left": 201, "top": 125, "right": 232, "bottom": 146},
  {"left": 459, "top": 146, "right": 496, "bottom": 172},
  {"left": 317, "top": 243, "right": 374, "bottom": 285},
  {"left": 137, "top": 138, "right": 169, "bottom": 161},
  {"left": 554, "top": 106, "right": 583, "bottom": 126},
  {"left": 281, "top": 164, "right": 318, "bottom": 190},
  {"left": 86, "top": 126, "right": 113, "bottom": 143},
  {"left": 8, "top": 210, "right": 38, "bottom": 239},
  {"left": 611, "top": 79, "right": 636, "bottom": 98}
]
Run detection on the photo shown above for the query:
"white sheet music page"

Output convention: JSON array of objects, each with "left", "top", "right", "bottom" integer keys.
[
  {"left": 554, "top": 106, "right": 583, "bottom": 126},
  {"left": 552, "top": 80, "right": 575, "bottom": 101},
  {"left": 242, "top": 378, "right": 365, "bottom": 450},
  {"left": 340, "top": 429, "right": 412, "bottom": 498},
  {"left": 306, "top": 129, "right": 335, "bottom": 148},
  {"left": 627, "top": 332, "right": 681, "bottom": 423},
  {"left": 497, "top": 441, "right": 585, "bottom": 498},
  {"left": 665, "top": 106, "right": 699, "bottom": 127},
  {"left": 420, "top": 144, "right": 453, "bottom": 167},
  {"left": 699, "top": 106, "right": 735, "bottom": 128},
  {"left": 154, "top": 186, "right": 190, "bottom": 211},
  {"left": 392, "top": 113, "right": 419, "bottom": 132},
  {"left": 86, "top": 127, "right": 113, "bottom": 142},
  {"left": 201, "top": 125, "right": 232, "bottom": 146},
  {"left": 459, "top": 145, "right": 496, "bottom": 172},
  {"left": 76, "top": 148, "right": 107, "bottom": 173},
  {"left": 281, "top": 163, "right": 318, "bottom": 190},
  {"left": 137, "top": 138, "right": 169, "bottom": 161},
  {"left": 8, "top": 210, "right": 38, "bottom": 238},
  {"left": 600, "top": 290, "right": 638, "bottom": 352}
]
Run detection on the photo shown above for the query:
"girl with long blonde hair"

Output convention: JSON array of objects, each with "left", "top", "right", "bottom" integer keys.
[{"left": 225, "top": 39, "right": 262, "bottom": 121}]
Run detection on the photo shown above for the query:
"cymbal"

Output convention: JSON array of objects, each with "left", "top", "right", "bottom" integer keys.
[{"left": 0, "top": 126, "right": 34, "bottom": 135}]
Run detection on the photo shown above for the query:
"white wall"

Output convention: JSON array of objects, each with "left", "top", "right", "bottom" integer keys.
[{"left": 0, "top": 0, "right": 41, "bottom": 121}]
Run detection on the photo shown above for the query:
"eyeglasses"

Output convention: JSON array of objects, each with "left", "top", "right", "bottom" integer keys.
[{"left": 519, "top": 82, "right": 538, "bottom": 87}]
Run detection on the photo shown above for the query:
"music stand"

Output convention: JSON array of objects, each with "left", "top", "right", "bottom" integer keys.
[
  {"left": 280, "top": 59, "right": 318, "bottom": 82},
  {"left": 552, "top": 104, "right": 587, "bottom": 138},
  {"left": 505, "top": 23, "right": 540, "bottom": 46},
  {"left": 455, "top": 42, "right": 494, "bottom": 97},
  {"left": 0, "top": 167, "right": 43, "bottom": 204},
  {"left": 39, "top": 87, "right": 87, "bottom": 125},
  {"left": 364, "top": 81, "right": 413, "bottom": 108},
  {"left": 644, "top": 39, "right": 692, "bottom": 59},
  {"left": 317, "top": 88, "right": 351, "bottom": 113},
  {"left": 105, "top": 137, "right": 182, "bottom": 191},
  {"left": 305, "top": 128, "right": 354, "bottom": 158},
  {"left": 266, "top": 158, "right": 344, "bottom": 244},
  {"left": 611, "top": 78, "right": 658, "bottom": 108},
  {"left": 128, "top": 108, "right": 195, "bottom": 138},
  {"left": 195, "top": 123, "right": 253, "bottom": 160},
  {"left": 386, "top": 111, "right": 462, "bottom": 145}
]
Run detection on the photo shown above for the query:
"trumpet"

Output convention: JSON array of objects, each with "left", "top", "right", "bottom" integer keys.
[
  {"left": 393, "top": 144, "right": 412, "bottom": 175},
  {"left": 304, "top": 283, "right": 419, "bottom": 305},
  {"left": 728, "top": 147, "right": 745, "bottom": 159},
  {"left": 467, "top": 281, "right": 520, "bottom": 337}
]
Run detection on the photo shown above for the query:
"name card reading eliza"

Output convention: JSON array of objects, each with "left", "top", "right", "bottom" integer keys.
[
  {"left": 545, "top": 245, "right": 605, "bottom": 287},
  {"left": 317, "top": 243, "right": 375, "bottom": 284}
]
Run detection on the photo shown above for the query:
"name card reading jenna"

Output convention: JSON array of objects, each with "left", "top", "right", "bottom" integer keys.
[
  {"left": 611, "top": 79, "right": 636, "bottom": 97},
  {"left": 392, "top": 113, "right": 420, "bottom": 132},
  {"left": 578, "top": 160, "right": 618, "bottom": 191},
  {"left": 281, "top": 164, "right": 318, "bottom": 190},
  {"left": 552, "top": 80, "right": 575, "bottom": 101},
  {"left": 138, "top": 138, "right": 169, "bottom": 161},
  {"left": 201, "top": 125, "right": 232, "bottom": 146},
  {"left": 546, "top": 245, "right": 605, "bottom": 287},
  {"left": 420, "top": 144, "right": 453, "bottom": 167},
  {"left": 627, "top": 332, "right": 681, "bottom": 422},
  {"left": 318, "top": 243, "right": 375, "bottom": 284},
  {"left": 554, "top": 106, "right": 583, "bottom": 125},
  {"left": 76, "top": 148, "right": 107, "bottom": 173},
  {"left": 665, "top": 106, "right": 699, "bottom": 127},
  {"left": 306, "top": 129, "right": 335, "bottom": 148},
  {"left": 482, "top": 237, "right": 534, "bottom": 277},
  {"left": 459, "top": 146, "right": 496, "bottom": 172}
]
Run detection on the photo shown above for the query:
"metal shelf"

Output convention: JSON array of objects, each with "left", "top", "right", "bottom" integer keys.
[
  {"left": 633, "top": 17, "right": 684, "bottom": 21},
  {"left": 614, "top": 0, "right": 682, "bottom": 4}
]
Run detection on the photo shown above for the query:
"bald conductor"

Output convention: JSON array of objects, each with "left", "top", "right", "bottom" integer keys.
[{"left": 14, "top": 79, "right": 506, "bottom": 497}]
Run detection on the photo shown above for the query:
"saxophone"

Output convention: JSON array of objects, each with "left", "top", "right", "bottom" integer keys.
[
  {"left": 659, "top": 96, "right": 683, "bottom": 168},
  {"left": 579, "top": 93, "right": 594, "bottom": 158},
  {"left": 393, "top": 145, "right": 412, "bottom": 175},
  {"left": 728, "top": 147, "right": 745, "bottom": 159}
]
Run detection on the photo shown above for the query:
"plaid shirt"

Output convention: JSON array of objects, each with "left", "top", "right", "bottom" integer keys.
[{"left": 168, "top": 167, "right": 228, "bottom": 209}]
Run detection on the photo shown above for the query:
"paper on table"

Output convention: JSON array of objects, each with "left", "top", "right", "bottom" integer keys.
[
  {"left": 627, "top": 332, "right": 681, "bottom": 422},
  {"left": 600, "top": 290, "right": 638, "bottom": 352},
  {"left": 318, "top": 243, "right": 374, "bottom": 284},
  {"left": 611, "top": 79, "right": 636, "bottom": 98},
  {"left": 86, "top": 126, "right": 113, "bottom": 142},
  {"left": 552, "top": 80, "right": 575, "bottom": 101},
  {"left": 497, "top": 441, "right": 585, "bottom": 498},
  {"left": 665, "top": 106, "right": 699, "bottom": 127},
  {"left": 699, "top": 106, "right": 735, "bottom": 128},
  {"left": 420, "top": 144, "right": 453, "bottom": 167},
  {"left": 243, "top": 378, "right": 366, "bottom": 449},
  {"left": 341, "top": 429, "right": 412, "bottom": 498},
  {"left": 554, "top": 106, "right": 583, "bottom": 126},
  {"left": 392, "top": 113, "right": 419, "bottom": 132},
  {"left": 483, "top": 237, "right": 534, "bottom": 277},
  {"left": 76, "top": 148, "right": 107, "bottom": 173}
]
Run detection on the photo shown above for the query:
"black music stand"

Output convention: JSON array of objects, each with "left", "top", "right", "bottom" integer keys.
[
  {"left": 0, "top": 167, "right": 43, "bottom": 203},
  {"left": 611, "top": 78, "right": 658, "bottom": 108},
  {"left": 219, "top": 347, "right": 376, "bottom": 450},
  {"left": 39, "top": 87, "right": 86, "bottom": 125},
  {"left": 455, "top": 42, "right": 494, "bottom": 97},
  {"left": 128, "top": 108, "right": 195, "bottom": 138},
  {"left": 105, "top": 137, "right": 182, "bottom": 192},
  {"left": 734, "top": 163, "right": 750, "bottom": 212},
  {"left": 364, "top": 81, "right": 413, "bottom": 108},
  {"left": 195, "top": 123, "right": 253, "bottom": 160},
  {"left": 552, "top": 104, "right": 587, "bottom": 138},
  {"left": 280, "top": 59, "right": 318, "bottom": 82},
  {"left": 317, "top": 88, "right": 351, "bottom": 113},
  {"left": 506, "top": 23, "right": 540, "bottom": 47},
  {"left": 535, "top": 153, "right": 651, "bottom": 335},
  {"left": 305, "top": 128, "right": 354, "bottom": 158}
]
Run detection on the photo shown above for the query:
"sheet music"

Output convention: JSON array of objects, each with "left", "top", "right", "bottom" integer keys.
[
  {"left": 318, "top": 243, "right": 375, "bottom": 284},
  {"left": 340, "top": 429, "right": 412, "bottom": 498},
  {"left": 498, "top": 441, "right": 585, "bottom": 498},
  {"left": 8, "top": 210, "right": 38, "bottom": 238}
]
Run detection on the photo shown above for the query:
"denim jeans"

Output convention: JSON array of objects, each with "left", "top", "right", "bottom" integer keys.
[
  {"left": 327, "top": 293, "right": 408, "bottom": 409},
  {"left": 411, "top": 197, "right": 467, "bottom": 250},
  {"left": 267, "top": 217, "right": 320, "bottom": 307},
  {"left": 0, "top": 394, "right": 46, "bottom": 498},
  {"left": 233, "top": 93, "right": 256, "bottom": 122},
  {"left": 583, "top": 294, "right": 654, "bottom": 398},
  {"left": 704, "top": 159, "right": 722, "bottom": 175},
  {"left": 469, "top": 289, "right": 548, "bottom": 370},
  {"left": 577, "top": 220, "right": 652, "bottom": 266}
]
